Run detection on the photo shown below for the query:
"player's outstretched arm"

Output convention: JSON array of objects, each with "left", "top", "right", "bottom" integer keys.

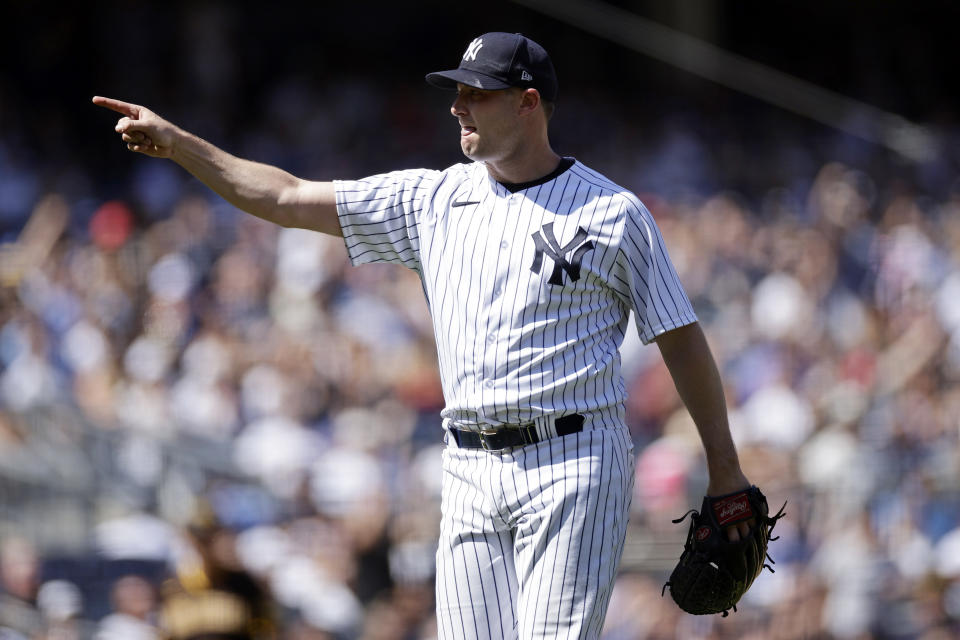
[
  {"left": 655, "top": 321, "right": 752, "bottom": 540},
  {"left": 92, "top": 96, "right": 341, "bottom": 237}
]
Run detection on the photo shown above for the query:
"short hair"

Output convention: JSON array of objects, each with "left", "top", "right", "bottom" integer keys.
[{"left": 542, "top": 100, "right": 555, "bottom": 122}]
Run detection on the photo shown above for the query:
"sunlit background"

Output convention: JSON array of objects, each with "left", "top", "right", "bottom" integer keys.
[{"left": 1, "top": 1, "right": 959, "bottom": 638}]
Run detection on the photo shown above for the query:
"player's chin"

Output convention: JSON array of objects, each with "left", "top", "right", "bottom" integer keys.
[
  {"left": 460, "top": 139, "right": 486, "bottom": 162},
  {"left": 459, "top": 137, "right": 475, "bottom": 153}
]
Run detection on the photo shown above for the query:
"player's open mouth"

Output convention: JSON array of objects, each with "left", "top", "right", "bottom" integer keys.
[{"left": 461, "top": 126, "right": 477, "bottom": 136}]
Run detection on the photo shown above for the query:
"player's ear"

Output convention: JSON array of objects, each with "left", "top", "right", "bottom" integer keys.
[{"left": 517, "top": 88, "right": 541, "bottom": 116}]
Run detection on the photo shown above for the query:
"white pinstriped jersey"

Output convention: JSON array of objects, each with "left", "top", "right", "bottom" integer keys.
[{"left": 335, "top": 159, "right": 696, "bottom": 427}]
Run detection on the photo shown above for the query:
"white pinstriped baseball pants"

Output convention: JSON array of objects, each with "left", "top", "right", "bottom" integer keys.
[{"left": 436, "top": 425, "right": 634, "bottom": 640}]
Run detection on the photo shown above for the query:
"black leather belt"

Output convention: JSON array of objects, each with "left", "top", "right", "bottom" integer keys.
[{"left": 450, "top": 414, "right": 585, "bottom": 451}]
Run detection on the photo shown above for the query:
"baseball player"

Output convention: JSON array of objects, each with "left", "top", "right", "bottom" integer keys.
[{"left": 95, "top": 31, "right": 753, "bottom": 639}]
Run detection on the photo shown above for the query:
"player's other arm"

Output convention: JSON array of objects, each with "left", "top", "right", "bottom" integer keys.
[
  {"left": 655, "top": 321, "right": 752, "bottom": 538},
  {"left": 92, "top": 96, "right": 341, "bottom": 237}
]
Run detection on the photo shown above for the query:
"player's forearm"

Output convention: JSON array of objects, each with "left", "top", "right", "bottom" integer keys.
[
  {"left": 170, "top": 130, "right": 341, "bottom": 235},
  {"left": 656, "top": 323, "right": 744, "bottom": 488}
]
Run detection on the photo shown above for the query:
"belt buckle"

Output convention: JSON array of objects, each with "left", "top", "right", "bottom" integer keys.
[{"left": 478, "top": 429, "right": 506, "bottom": 452}]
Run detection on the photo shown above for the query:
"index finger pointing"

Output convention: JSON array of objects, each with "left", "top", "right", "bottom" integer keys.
[{"left": 92, "top": 96, "right": 140, "bottom": 118}]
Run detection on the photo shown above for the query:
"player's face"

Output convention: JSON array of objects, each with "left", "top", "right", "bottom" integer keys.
[{"left": 451, "top": 84, "right": 524, "bottom": 163}]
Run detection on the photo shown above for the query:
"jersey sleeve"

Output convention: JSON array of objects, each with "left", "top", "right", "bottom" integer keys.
[
  {"left": 334, "top": 168, "right": 440, "bottom": 272},
  {"left": 612, "top": 196, "right": 698, "bottom": 343}
]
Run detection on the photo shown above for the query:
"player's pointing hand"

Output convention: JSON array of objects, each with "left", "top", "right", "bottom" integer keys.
[{"left": 92, "top": 96, "right": 178, "bottom": 158}]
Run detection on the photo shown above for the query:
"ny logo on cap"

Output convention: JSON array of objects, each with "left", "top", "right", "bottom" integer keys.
[
  {"left": 531, "top": 223, "right": 595, "bottom": 285},
  {"left": 463, "top": 37, "right": 483, "bottom": 62}
]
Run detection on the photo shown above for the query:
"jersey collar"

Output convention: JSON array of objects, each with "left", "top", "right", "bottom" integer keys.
[{"left": 495, "top": 157, "right": 576, "bottom": 194}]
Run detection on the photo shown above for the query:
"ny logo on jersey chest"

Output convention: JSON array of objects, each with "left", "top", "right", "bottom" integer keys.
[{"left": 530, "top": 223, "right": 595, "bottom": 285}]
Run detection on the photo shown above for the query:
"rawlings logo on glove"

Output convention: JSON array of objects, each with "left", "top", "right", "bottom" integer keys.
[{"left": 713, "top": 493, "right": 752, "bottom": 525}]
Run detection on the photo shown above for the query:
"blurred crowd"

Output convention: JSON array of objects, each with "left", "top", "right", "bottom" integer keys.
[{"left": 3, "top": 4, "right": 960, "bottom": 639}]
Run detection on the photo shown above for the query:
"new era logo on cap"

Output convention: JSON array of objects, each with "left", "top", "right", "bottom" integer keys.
[{"left": 426, "top": 32, "right": 558, "bottom": 102}]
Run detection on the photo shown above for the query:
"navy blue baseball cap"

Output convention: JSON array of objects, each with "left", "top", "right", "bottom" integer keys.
[{"left": 426, "top": 32, "right": 559, "bottom": 102}]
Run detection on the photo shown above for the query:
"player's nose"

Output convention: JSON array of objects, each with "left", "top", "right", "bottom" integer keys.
[{"left": 451, "top": 94, "right": 468, "bottom": 117}]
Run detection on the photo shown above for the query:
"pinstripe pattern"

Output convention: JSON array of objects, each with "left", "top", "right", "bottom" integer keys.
[
  {"left": 335, "top": 159, "right": 693, "bottom": 637},
  {"left": 437, "top": 424, "right": 634, "bottom": 639},
  {"left": 335, "top": 160, "right": 696, "bottom": 428}
]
